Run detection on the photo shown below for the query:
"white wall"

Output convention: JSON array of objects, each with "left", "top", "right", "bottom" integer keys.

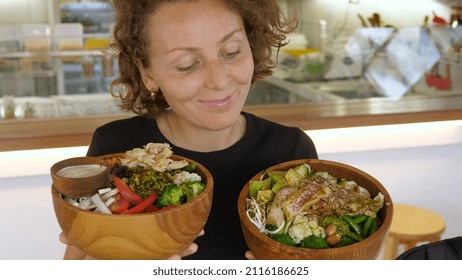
[{"left": 0, "top": 0, "right": 50, "bottom": 24}]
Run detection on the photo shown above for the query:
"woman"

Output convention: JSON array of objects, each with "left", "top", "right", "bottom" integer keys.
[{"left": 62, "top": 0, "right": 318, "bottom": 259}]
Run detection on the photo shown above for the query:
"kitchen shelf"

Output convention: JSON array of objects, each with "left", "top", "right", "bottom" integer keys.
[{"left": 0, "top": 50, "right": 107, "bottom": 59}]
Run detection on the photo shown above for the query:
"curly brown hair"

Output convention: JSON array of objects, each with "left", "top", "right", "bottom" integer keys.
[{"left": 109, "top": 0, "right": 297, "bottom": 118}]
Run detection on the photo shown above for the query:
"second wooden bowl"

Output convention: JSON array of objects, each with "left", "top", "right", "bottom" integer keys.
[
  {"left": 238, "top": 159, "right": 393, "bottom": 260},
  {"left": 52, "top": 154, "right": 213, "bottom": 260},
  {"left": 50, "top": 156, "right": 111, "bottom": 198}
]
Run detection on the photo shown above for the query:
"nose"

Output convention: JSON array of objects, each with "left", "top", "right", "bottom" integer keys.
[{"left": 203, "top": 60, "right": 229, "bottom": 90}]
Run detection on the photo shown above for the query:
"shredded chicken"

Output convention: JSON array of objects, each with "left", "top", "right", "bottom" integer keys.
[{"left": 120, "top": 143, "right": 188, "bottom": 172}]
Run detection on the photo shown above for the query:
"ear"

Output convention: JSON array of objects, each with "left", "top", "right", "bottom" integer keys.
[{"left": 134, "top": 58, "right": 158, "bottom": 91}]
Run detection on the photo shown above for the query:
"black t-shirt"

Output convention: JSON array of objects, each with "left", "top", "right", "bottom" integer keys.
[{"left": 87, "top": 111, "right": 318, "bottom": 259}]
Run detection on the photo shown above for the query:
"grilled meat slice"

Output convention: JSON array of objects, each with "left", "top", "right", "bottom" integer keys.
[
  {"left": 309, "top": 183, "right": 384, "bottom": 217},
  {"left": 267, "top": 181, "right": 331, "bottom": 226},
  {"left": 267, "top": 178, "right": 384, "bottom": 226}
]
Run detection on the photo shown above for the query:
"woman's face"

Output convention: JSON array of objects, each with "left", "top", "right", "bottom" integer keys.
[{"left": 141, "top": 0, "right": 254, "bottom": 130}]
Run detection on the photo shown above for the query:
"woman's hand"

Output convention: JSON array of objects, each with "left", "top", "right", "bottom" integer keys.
[
  {"left": 60, "top": 233, "right": 95, "bottom": 260},
  {"left": 167, "top": 229, "right": 204, "bottom": 260},
  {"left": 59, "top": 229, "right": 204, "bottom": 260},
  {"left": 245, "top": 250, "right": 256, "bottom": 260}
]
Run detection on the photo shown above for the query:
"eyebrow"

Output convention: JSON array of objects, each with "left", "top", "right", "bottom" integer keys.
[{"left": 166, "top": 29, "right": 244, "bottom": 54}]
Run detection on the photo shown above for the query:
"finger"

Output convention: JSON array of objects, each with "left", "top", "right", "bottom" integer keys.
[
  {"left": 198, "top": 229, "right": 205, "bottom": 237},
  {"left": 63, "top": 245, "right": 87, "bottom": 260},
  {"left": 59, "top": 232, "right": 69, "bottom": 245},
  {"left": 166, "top": 243, "right": 198, "bottom": 260},
  {"left": 245, "top": 250, "right": 256, "bottom": 260},
  {"left": 179, "top": 242, "right": 198, "bottom": 258}
]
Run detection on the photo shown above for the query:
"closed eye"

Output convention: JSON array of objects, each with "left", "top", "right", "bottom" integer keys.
[
  {"left": 177, "top": 63, "right": 199, "bottom": 72},
  {"left": 224, "top": 49, "right": 241, "bottom": 59}
]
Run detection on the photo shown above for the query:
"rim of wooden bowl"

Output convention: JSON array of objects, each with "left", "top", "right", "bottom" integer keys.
[{"left": 237, "top": 158, "right": 393, "bottom": 259}]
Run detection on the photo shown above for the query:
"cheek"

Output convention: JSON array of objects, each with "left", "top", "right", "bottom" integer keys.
[
  {"left": 161, "top": 74, "right": 202, "bottom": 103},
  {"left": 233, "top": 56, "right": 255, "bottom": 84}
]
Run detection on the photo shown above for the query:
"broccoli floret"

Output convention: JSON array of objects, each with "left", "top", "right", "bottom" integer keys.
[
  {"left": 181, "top": 181, "right": 206, "bottom": 202},
  {"left": 270, "top": 234, "right": 296, "bottom": 246},
  {"left": 183, "top": 163, "right": 196, "bottom": 173},
  {"left": 266, "top": 224, "right": 296, "bottom": 246},
  {"left": 156, "top": 185, "right": 185, "bottom": 207},
  {"left": 299, "top": 235, "right": 329, "bottom": 249},
  {"left": 334, "top": 236, "right": 356, "bottom": 248},
  {"left": 320, "top": 215, "right": 350, "bottom": 236}
]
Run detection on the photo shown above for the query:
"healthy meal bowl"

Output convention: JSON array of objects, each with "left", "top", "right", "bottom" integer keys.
[
  {"left": 238, "top": 159, "right": 393, "bottom": 260},
  {"left": 51, "top": 143, "right": 213, "bottom": 260}
]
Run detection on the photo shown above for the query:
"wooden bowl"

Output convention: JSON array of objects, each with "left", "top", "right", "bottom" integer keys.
[
  {"left": 237, "top": 159, "right": 393, "bottom": 260},
  {"left": 50, "top": 157, "right": 111, "bottom": 198},
  {"left": 51, "top": 154, "right": 213, "bottom": 260}
]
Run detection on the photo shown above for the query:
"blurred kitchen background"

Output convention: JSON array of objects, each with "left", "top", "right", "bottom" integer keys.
[
  {"left": 1, "top": 0, "right": 462, "bottom": 260},
  {"left": 0, "top": 0, "right": 461, "bottom": 117}
]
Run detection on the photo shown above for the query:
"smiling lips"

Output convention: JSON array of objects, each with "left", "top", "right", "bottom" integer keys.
[{"left": 200, "top": 92, "right": 236, "bottom": 108}]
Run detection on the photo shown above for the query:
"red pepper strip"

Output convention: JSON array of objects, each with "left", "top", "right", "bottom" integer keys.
[
  {"left": 108, "top": 193, "right": 130, "bottom": 214},
  {"left": 113, "top": 176, "right": 142, "bottom": 204},
  {"left": 121, "top": 191, "right": 158, "bottom": 214},
  {"left": 145, "top": 204, "right": 160, "bottom": 212}
]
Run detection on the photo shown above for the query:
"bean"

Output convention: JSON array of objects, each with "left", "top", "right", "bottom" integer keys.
[
  {"left": 341, "top": 215, "right": 362, "bottom": 236},
  {"left": 325, "top": 224, "right": 337, "bottom": 236},
  {"left": 362, "top": 216, "right": 374, "bottom": 237},
  {"left": 326, "top": 234, "right": 342, "bottom": 246},
  {"left": 346, "top": 231, "right": 364, "bottom": 242},
  {"left": 368, "top": 218, "right": 379, "bottom": 236},
  {"left": 353, "top": 215, "right": 368, "bottom": 224}
]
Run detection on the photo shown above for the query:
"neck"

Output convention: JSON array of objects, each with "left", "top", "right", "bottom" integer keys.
[{"left": 163, "top": 111, "right": 243, "bottom": 152}]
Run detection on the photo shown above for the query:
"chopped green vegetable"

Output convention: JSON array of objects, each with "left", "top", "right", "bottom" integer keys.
[
  {"left": 285, "top": 168, "right": 303, "bottom": 186},
  {"left": 341, "top": 215, "right": 362, "bottom": 236},
  {"left": 368, "top": 218, "right": 379, "bottom": 236},
  {"left": 270, "top": 233, "right": 296, "bottom": 246},
  {"left": 181, "top": 181, "right": 206, "bottom": 202},
  {"left": 321, "top": 215, "right": 350, "bottom": 236},
  {"left": 299, "top": 235, "right": 329, "bottom": 249},
  {"left": 256, "top": 189, "right": 275, "bottom": 204},
  {"left": 183, "top": 163, "right": 197, "bottom": 173},
  {"left": 271, "top": 177, "right": 288, "bottom": 194},
  {"left": 156, "top": 185, "right": 185, "bottom": 207},
  {"left": 249, "top": 178, "right": 271, "bottom": 198},
  {"left": 293, "top": 164, "right": 309, "bottom": 178},
  {"left": 353, "top": 214, "right": 368, "bottom": 224},
  {"left": 334, "top": 236, "right": 356, "bottom": 247},
  {"left": 267, "top": 170, "right": 286, "bottom": 184},
  {"left": 362, "top": 216, "right": 374, "bottom": 237},
  {"left": 127, "top": 168, "right": 180, "bottom": 198}
]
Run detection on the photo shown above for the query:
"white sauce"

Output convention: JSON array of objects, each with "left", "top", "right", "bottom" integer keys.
[{"left": 57, "top": 164, "right": 107, "bottom": 178}]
